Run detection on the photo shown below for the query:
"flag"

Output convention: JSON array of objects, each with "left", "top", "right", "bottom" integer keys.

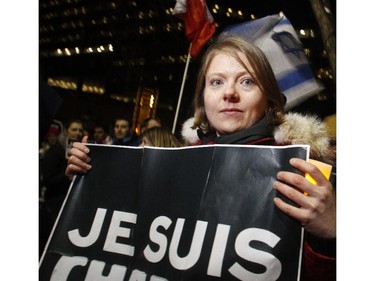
[
  {"left": 173, "top": 0, "right": 216, "bottom": 60},
  {"left": 219, "top": 12, "right": 324, "bottom": 110}
]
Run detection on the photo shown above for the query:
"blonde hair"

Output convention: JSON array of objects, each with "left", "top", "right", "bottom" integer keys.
[
  {"left": 142, "top": 126, "right": 183, "bottom": 148},
  {"left": 193, "top": 36, "right": 285, "bottom": 132}
]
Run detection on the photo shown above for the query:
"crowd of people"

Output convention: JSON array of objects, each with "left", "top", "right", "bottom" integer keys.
[{"left": 40, "top": 36, "right": 336, "bottom": 280}]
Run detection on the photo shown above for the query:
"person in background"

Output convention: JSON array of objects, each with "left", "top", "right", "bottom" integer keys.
[
  {"left": 39, "top": 122, "right": 62, "bottom": 203},
  {"left": 140, "top": 117, "right": 162, "bottom": 135},
  {"left": 65, "top": 37, "right": 335, "bottom": 280},
  {"left": 62, "top": 118, "right": 85, "bottom": 157},
  {"left": 40, "top": 118, "right": 84, "bottom": 257},
  {"left": 109, "top": 117, "right": 141, "bottom": 146},
  {"left": 42, "top": 118, "right": 84, "bottom": 204},
  {"left": 92, "top": 123, "right": 111, "bottom": 144},
  {"left": 39, "top": 126, "right": 60, "bottom": 159},
  {"left": 140, "top": 126, "right": 183, "bottom": 148}
]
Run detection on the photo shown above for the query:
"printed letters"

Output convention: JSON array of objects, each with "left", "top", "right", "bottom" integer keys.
[{"left": 61, "top": 208, "right": 282, "bottom": 280}]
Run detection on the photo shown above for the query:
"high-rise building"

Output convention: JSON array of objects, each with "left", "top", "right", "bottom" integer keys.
[{"left": 39, "top": 0, "right": 336, "bottom": 133}]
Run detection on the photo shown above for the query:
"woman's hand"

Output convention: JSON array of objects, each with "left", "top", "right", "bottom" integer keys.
[
  {"left": 65, "top": 136, "right": 92, "bottom": 180},
  {"left": 273, "top": 158, "right": 336, "bottom": 238}
]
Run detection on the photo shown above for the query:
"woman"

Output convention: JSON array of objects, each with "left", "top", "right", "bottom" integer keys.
[
  {"left": 66, "top": 37, "right": 335, "bottom": 280},
  {"left": 181, "top": 36, "right": 336, "bottom": 281}
]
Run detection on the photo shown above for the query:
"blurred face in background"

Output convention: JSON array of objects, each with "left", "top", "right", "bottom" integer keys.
[
  {"left": 93, "top": 126, "right": 106, "bottom": 143},
  {"left": 147, "top": 119, "right": 161, "bottom": 129},
  {"left": 45, "top": 127, "right": 60, "bottom": 145},
  {"left": 66, "top": 121, "right": 84, "bottom": 142},
  {"left": 114, "top": 119, "right": 130, "bottom": 139},
  {"left": 142, "top": 119, "right": 161, "bottom": 134},
  {"left": 47, "top": 133, "right": 59, "bottom": 145},
  {"left": 140, "top": 118, "right": 162, "bottom": 135}
]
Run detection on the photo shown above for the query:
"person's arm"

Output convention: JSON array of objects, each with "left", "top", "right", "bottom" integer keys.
[
  {"left": 301, "top": 239, "right": 336, "bottom": 281},
  {"left": 273, "top": 158, "right": 336, "bottom": 280},
  {"left": 65, "top": 136, "right": 92, "bottom": 180}
]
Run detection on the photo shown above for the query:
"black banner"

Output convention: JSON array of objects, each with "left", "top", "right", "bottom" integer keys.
[{"left": 39, "top": 144, "right": 309, "bottom": 281}]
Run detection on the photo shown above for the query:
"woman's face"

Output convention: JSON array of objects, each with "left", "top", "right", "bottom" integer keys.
[{"left": 203, "top": 53, "right": 268, "bottom": 136}]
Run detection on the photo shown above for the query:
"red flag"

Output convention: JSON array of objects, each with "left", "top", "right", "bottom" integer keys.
[{"left": 173, "top": 0, "right": 216, "bottom": 59}]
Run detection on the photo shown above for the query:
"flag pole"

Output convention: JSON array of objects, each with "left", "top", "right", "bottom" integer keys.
[{"left": 172, "top": 43, "right": 192, "bottom": 134}]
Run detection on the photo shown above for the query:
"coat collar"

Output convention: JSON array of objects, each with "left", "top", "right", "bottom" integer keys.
[{"left": 181, "top": 112, "right": 331, "bottom": 161}]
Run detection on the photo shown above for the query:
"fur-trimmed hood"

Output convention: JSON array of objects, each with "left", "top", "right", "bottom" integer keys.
[{"left": 181, "top": 112, "right": 332, "bottom": 161}]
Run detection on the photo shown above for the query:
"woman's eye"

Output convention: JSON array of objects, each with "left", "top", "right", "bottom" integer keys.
[
  {"left": 210, "top": 79, "right": 223, "bottom": 86},
  {"left": 241, "top": 78, "right": 254, "bottom": 86}
]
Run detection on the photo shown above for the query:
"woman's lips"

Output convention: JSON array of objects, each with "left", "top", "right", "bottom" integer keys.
[{"left": 220, "top": 108, "right": 242, "bottom": 113}]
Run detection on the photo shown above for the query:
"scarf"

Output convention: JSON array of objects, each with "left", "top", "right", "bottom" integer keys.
[{"left": 197, "top": 117, "right": 275, "bottom": 145}]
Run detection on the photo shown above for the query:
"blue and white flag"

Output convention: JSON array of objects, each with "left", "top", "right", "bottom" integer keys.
[{"left": 219, "top": 12, "right": 324, "bottom": 110}]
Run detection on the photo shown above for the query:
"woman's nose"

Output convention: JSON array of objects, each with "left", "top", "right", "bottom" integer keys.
[{"left": 223, "top": 83, "right": 239, "bottom": 102}]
